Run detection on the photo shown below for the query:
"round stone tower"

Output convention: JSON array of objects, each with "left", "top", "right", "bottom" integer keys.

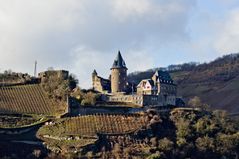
[{"left": 111, "top": 51, "right": 128, "bottom": 93}]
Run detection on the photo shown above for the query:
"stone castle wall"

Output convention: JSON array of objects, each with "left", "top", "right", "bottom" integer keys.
[{"left": 111, "top": 68, "right": 127, "bottom": 93}]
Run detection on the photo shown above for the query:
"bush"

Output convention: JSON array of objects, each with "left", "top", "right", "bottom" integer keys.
[
  {"left": 81, "top": 92, "right": 98, "bottom": 106},
  {"left": 158, "top": 138, "right": 174, "bottom": 152},
  {"left": 188, "top": 96, "right": 209, "bottom": 110},
  {"left": 147, "top": 152, "right": 163, "bottom": 159}
]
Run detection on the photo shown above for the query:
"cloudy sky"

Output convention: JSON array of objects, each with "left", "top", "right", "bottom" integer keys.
[{"left": 0, "top": 0, "right": 239, "bottom": 88}]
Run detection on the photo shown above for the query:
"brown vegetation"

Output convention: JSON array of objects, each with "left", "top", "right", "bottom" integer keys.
[
  {"left": 0, "top": 84, "right": 59, "bottom": 115},
  {"left": 38, "top": 107, "right": 239, "bottom": 159},
  {"left": 38, "top": 114, "right": 146, "bottom": 138},
  {"left": 128, "top": 53, "right": 239, "bottom": 112}
]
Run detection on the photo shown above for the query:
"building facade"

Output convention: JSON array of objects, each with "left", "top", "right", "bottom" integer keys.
[
  {"left": 92, "top": 70, "right": 111, "bottom": 94},
  {"left": 38, "top": 70, "right": 69, "bottom": 81},
  {"left": 136, "top": 70, "right": 177, "bottom": 106}
]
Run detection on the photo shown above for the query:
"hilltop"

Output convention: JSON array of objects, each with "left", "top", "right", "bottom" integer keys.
[
  {"left": 128, "top": 53, "right": 239, "bottom": 113},
  {"left": 0, "top": 70, "right": 78, "bottom": 117}
]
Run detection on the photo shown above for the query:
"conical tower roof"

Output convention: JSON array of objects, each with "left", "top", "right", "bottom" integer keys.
[
  {"left": 111, "top": 51, "right": 127, "bottom": 69},
  {"left": 92, "top": 69, "right": 97, "bottom": 75}
]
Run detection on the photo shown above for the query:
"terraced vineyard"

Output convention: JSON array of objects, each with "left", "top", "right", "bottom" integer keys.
[
  {"left": 40, "top": 138, "right": 98, "bottom": 153},
  {"left": 0, "top": 84, "right": 57, "bottom": 115},
  {"left": 0, "top": 114, "right": 48, "bottom": 128},
  {"left": 38, "top": 114, "right": 147, "bottom": 138}
]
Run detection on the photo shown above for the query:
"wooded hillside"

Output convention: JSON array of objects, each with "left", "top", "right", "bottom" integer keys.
[{"left": 128, "top": 53, "right": 239, "bottom": 113}]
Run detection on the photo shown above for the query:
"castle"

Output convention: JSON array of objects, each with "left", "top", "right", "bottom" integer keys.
[
  {"left": 92, "top": 51, "right": 129, "bottom": 94},
  {"left": 92, "top": 51, "right": 180, "bottom": 107}
]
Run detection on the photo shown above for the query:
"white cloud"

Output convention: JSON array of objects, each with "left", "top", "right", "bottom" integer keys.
[
  {"left": 125, "top": 49, "right": 154, "bottom": 72},
  {"left": 70, "top": 46, "right": 112, "bottom": 88},
  {"left": 110, "top": 0, "right": 152, "bottom": 21},
  {"left": 0, "top": 0, "right": 196, "bottom": 88},
  {"left": 0, "top": 0, "right": 85, "bottom": 72},
  {"left": 214, "top": 9, "right": 239, "bottom": 54},
  {"left": 70, "top": 46, "right": 154, "bottom": 87}
]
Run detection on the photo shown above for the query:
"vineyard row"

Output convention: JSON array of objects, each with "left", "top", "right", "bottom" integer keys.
[{"left": 0, "top": 84, "right": 56, "bottom": 114}]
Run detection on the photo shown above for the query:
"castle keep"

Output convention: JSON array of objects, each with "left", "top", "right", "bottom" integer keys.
[
  {"left": 92, "top": 51, "right": 128, "bottom": 94},
  {"left": 111, "top": 52, "right": 128, "bottom": 93},
  {"left": 92, "top": 51, "right": 179, "bottom": 107}
]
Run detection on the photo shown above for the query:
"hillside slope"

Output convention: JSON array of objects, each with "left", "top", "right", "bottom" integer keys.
[
  {"left": 176, "top": 75, "right": 239, "bottom": 112},
  {"left": 0, "top": 84, "right": 64, "bottom": 115},
  {"left": 128, "top": 53, "right": 239, "bottom": 113}
]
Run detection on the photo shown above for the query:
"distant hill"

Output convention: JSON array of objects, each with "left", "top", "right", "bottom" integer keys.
[{"left": 128, "top": 53, "right": 239, "bottom": 113}]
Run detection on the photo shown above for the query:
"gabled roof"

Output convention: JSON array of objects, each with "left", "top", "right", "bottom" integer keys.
[
  {"left": 111, "top": 51, "right": 127, "bottom": 69},
  {"left": 147, "top": 79, "right": 155, "bottom": 87},
  {"left": 154, "top": 70, "right": 173, "bottom": 83},
  {"left": 137, "top": 79, "right": 155, "bottom": 88}
]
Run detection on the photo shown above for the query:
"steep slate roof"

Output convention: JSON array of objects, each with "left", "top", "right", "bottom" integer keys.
[
  {"left": 147, "top": 79, "right": 155, "bottom": 87},
  {"left": 154, "top": 70, "right": 173, "bottom": 83},
  {"left": 111, "top": 51, "right": 127, "bottom": 69}
]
